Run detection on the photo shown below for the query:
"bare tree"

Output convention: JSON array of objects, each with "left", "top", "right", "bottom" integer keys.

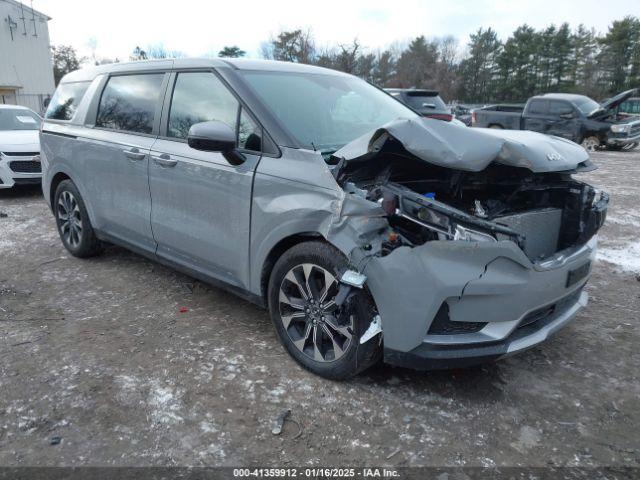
[{"left": 335, "top": 39, "right": 361, "bottom": 74}]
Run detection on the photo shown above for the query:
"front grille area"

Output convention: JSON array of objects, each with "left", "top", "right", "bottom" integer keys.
[
  {"left": 428, "top": 304, "right": 487, "bottom": 335},
  {"left": 9, "top": 160, "right": 41, "bottom": 173},
  {"left": 2, "top": 151, "right": 39, "bottom": 157}
]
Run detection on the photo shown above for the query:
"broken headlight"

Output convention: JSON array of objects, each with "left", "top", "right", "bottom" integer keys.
[
  {"left": 610, "top": 124, "right": 631, "bottom": 134},
  {"left": 453, "top": 224, "right": 496, "bottom": 242},
  {"left": 399, "top": 197, "right": 452, "bottom": 237}
]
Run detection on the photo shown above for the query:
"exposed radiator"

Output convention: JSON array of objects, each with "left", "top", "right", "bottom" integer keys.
[{"left": 495, "top": 208, "right": 563, "bottom": 260}]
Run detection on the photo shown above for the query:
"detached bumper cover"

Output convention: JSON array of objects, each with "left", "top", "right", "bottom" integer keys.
[
  {"left": 385, "top": 289, "right": 588, "bottom": 370},
  {"left": 606, "top": 131, "right": 640, "bottom": 146},
  {"left": 362, "top": 236, "right": 598, "bottom": 370}
]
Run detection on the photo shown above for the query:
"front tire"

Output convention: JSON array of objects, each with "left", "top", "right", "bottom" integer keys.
[
  {"left": 581, "top": 135, "right": 601, "bottom": 151},
  {"left": 54, "top": 180, "right": 102, "bottom": 258},
  {"left": 268, "top": 241, "right": 381, "bottom": 380}
]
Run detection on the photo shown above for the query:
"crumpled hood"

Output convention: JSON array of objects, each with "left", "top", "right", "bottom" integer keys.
[
  {"left": 0, "top": 130, "right": 40, "bottom": 151},
  {"left": 333, "top": 117, "right": 591, "bottom": 173}
]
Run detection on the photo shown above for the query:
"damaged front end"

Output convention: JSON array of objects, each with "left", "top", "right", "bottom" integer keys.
[{"left": 328, "top": 118, "right": 608, "bottom": 369}]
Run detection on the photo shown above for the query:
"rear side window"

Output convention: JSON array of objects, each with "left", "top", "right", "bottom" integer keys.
[
  {"left": 96, "top": 74, "right": 165, "bottom": 134},
  {"left": 168, "top": 72, "right": 238, "bottom": 140},
  {"left": 404, "top": 93, "right": 447, "bottom": 111},
  {"left": 528, "top": 100, "right": 548, "bottom": 115},
  {"left": 45, "top": 82, "right": 90, "bottom": 121}
]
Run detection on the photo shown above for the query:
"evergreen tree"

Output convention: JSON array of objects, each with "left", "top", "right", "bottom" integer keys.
[
  {"left": 598, "top": 16, "right": 640, "bottom": 94},
  {"left": 459, "top": 28, "right": 501, "bottom": 102},
  {"left": 218, "top": 46, "right": 246, "bottom": 58},
  {"left": 396, "top": 36, "right": 439, "bottom": 88}
]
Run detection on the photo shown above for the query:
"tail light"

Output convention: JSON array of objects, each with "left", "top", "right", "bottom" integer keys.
[
  {"left": 471, "top": 111, "right": 477, "bottom": 125},
  {"left": 426, "top": 113, "right": 453, "bottom": 122}
]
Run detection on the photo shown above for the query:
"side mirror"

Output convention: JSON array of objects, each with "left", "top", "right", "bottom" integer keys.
[{"left": 187, "top": 121, "right": 245, "bottom": 165}]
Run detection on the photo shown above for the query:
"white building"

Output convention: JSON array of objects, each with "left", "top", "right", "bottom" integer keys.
[{"left": 0, "top": 0, "right": 55, "bottom": 113}]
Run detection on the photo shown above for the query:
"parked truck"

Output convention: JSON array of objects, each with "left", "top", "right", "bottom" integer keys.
[{"left": 471, "top": 90, "right": 640, "bottom": 151}]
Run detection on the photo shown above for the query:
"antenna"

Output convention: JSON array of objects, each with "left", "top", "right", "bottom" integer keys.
[
  {"left": 19, "top": 1, "right": 27, "bottom": 36},
  {"left": 30, "top": 0, "right": 37, "bottom": 37}
]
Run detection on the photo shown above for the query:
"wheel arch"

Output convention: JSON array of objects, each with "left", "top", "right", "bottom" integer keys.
[
  {"left": 49, "top": 171, "right": 72, "bottom": 211},
  {"left": 259, "top": 232, "right": 326, "bottom": 303},
  {"left": 48, "top": 169, "right": 99, "bottom": 228}
]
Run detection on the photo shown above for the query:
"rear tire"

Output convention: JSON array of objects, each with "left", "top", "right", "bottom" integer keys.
[
  {"left": 54, "top": 180, "right": 103, "bottom": 258},
  {"left": 267, "top": 241, "right": 381, "bottom": 380}
]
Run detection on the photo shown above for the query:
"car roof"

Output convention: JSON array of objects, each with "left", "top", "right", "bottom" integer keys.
[
  {"left": 60, "top": 58, "right": 348, "bottom": 83},
  {"left": 0, "top": 104, "right": 31, "bottom": 110},
  {"left": 534, "top": 93, "right": 592, "bottom": 102}
]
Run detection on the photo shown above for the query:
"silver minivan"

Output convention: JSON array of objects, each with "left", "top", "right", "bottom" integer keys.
[{"left": 41, "top": 59, "right": 608, "bottom": 379}]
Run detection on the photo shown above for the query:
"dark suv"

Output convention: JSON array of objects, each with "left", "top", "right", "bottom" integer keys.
[{"left": 385, "top": 89, "right": 452, "bottom": 121}]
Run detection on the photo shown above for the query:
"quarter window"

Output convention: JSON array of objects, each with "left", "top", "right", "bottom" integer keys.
[
  {"left": 96, "top": 74, "right": 165, "bottom": 134},
  {"left": 238, "top": 108, "right": 261, "bottom": 152},
  {"left": 45, "top": 82, "right": 90, "bottom": 121},
  {"left": 168, "top": 72, "right": 239, "bottom": 140}
]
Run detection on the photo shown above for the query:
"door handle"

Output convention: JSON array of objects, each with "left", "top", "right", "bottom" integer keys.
[
  {"left": 123, "top": 147, "right": 146, "bottom": 161},
  {"left": 151, "top": 153, "right": 178, "bottom": 167}
]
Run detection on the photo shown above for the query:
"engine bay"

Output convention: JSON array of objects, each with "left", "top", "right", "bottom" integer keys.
[{"left": 333, "top": 148, "right": 609, "bottom": 262}]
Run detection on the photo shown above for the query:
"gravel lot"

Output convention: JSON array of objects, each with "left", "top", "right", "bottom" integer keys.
[{"left": 0, "top": 150, "right": 639, "bottom": 468}]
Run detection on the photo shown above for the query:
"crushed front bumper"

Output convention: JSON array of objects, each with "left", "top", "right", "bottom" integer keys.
[
  {"left": 362, "top": 236, "right": 598, "bottom": 370},
  {"left": 0, "top": 153, "right": 42, "bottom": 189}
]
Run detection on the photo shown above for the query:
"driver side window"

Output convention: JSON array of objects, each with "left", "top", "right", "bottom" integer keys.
[
  {"left": 549, "top": 101, "right": 575, "bottom": 116},
  {"left": 168, "top": 72, "right": 238, "bottom": 140}
]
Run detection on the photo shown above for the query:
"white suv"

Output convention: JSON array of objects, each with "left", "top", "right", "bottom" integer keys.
[{"left": 0, "top": 105, "right": 42, "bottom": 189}]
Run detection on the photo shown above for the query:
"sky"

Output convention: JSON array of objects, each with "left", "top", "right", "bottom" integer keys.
[{"left": 33, "top": 0, "right": 640, "bottom": 61}]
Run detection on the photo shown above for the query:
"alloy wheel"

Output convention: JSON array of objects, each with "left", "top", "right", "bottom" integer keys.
[
  {"left": 278, "top": 263, "right": 354, "bottom": 363},
  {"left": 57, "top": 191, "right": 83, "bottom": 248},
  {"left": 581, "top": 137, "right": 600, "bottom": 152}
]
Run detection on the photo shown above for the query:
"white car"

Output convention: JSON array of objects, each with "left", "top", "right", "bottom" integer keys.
[{"left": 0, "top": 105, "right": 42, "bottom": 189}]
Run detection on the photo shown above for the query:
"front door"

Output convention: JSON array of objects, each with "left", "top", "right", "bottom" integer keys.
[
  {"left": 547, "top": 100, "right": 581, "bottom": 142},
  {"left": 148, "top": 71, "right": 263, "bottom": 289}
]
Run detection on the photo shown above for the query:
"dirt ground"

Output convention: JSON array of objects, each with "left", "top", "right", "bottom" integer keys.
[{"left": 0, "top": 150, "right": 639, "bottom": 468}]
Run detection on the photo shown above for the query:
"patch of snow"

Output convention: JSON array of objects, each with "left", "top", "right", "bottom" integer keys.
[
  {"left": 148, "top": 381, "right": 184, "bottom": 425},
  {"left": 606, "top": 214, "right": 640, "bottom": 228},
  {"left": 597, "top": 241, "right": 640, "bottom": 273},
  {"left": 200, "top": 421, "right": 218, "bottom": 434}
]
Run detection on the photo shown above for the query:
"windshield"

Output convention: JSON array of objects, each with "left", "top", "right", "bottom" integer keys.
[
  {"left": 0, "top": 108, "right": 41, "bottom": 131},
  {"left": 240, "top": 70, "right": 416, "bottom": 152},
  {"left": 574, "top": 97, "right": 601, "bottom": 116}
]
